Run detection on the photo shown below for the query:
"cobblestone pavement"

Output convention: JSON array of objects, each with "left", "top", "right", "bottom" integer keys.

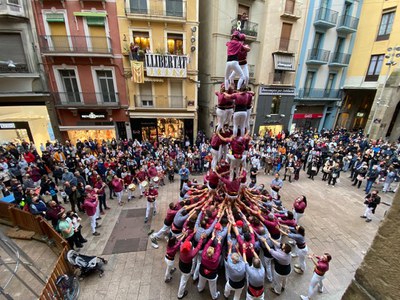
[{"left": 77, "top": 171, "right": 393, "bottom": 300}]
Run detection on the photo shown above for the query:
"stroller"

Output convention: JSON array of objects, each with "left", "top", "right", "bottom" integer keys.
[{"left": 67, "top": 250, "right": 108, "bottom": 278}]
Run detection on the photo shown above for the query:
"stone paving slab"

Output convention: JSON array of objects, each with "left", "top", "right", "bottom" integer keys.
[{"left": 76, "top": 171, "right": 393, "bottom": 300}]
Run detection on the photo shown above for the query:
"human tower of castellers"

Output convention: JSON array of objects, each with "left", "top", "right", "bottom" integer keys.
[{"left": 148, "top": 31, "right": 331, "bottom": 300}]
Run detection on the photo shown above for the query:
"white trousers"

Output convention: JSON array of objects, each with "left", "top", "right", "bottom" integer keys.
[
  {"left": 273, "top": 270, "right": 289, "bottom": 294},
  {"left": 233, "top": 111, "right": 247, "bottom": 137},
  {"left": 245, "top": 108, "right": 251, "bottom": 133},
  {"left": 95, "top": 202, "right": 100, "bottom": 218},
  {"left": 262, "top": 256, "right": 273, "bottom": 282},
  {"left": 139, "top": 183, "right": 145, "bottom": 195},
  {"left": 192, "top": 250, "right": 202, "bottom": 281},
  {"left": 146, "top": 201, "right": 157, "bottom": 218},
  {"left": 115, "top": 191, "right": 123, "bottom": 204},
  {"left": 127, "top": 189, "right": 136, "bottom": 199},
  {"left": 364, "top": 206, "right": 373, "bottom": 220},
  {"left": 178, "top": 271, "right": 191, "bottom": 298},
  {"left": 89, "top": 215, "right": 96, "bottom": 233},
  {"left": 154, "top": 224, "right": 170, "bottom": 239},
  {"left": 297, "top": 246, "right": 308, "bottom": 271},
  {"left": 229, "top": 64, "right": 249, "bottom": 87},
  {"left": 164, "top": 257, "right": 175, "bottom": 280},
  {"left": 383, "top": 182, "right": 392, "bottom": 192},
  {"left": 307, "top": 272, "right": 324, "bottom": 297},
  {"left": 227, "top": 153, "right": 246, "bottom": 178},
  {"left": 211, "top": 148, "right": 221, "bottom": 171},
  {"left": 224, "top": 280, "right": 244, "bottom": 300},
  {"left": 220, "top": 144, "right": 229, "bottom": 161},
  {"left": 293, "top": 210, "right": 304, "bottom": 224},
  {"left": 198, "top": 274, "right": 219, "bottom": 299},
  {"left": 225, "top": 60, "right": 245, "bottom": 90},
  {"left": 246, "top": 291, "right": 264, "bottom": 300},
  {"left": 216, "top": 108, "right": 233, "bottom": 132}
]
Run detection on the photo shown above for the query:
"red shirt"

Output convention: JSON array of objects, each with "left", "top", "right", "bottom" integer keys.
[
  {"left": 231, "top": 137, "right": 245, "bottom": 156},
  {"left": 144, "top": 188, "right": 158, "bottom": 202},
  {"left": 136, "top": 171, "right": 147, "bottom": 182},
  {"left": 226, "top": 39, "right": 244, "bottom": 56},
  {"left": 220, "top": 177, "right": 241, "bottom": 194},
  {"left": 216, "top": 92, "right": 234, "bottom": 107},
  {"left": 210, "top": 134, "right": 222, "bottom": 149},
  {"left": 234, "top": 92, "right": 248, "bottom": 107},
  {"left": 315, "top": 257, "right": 329, "bottom": 276},
  {"left": 147, "top": 167, "right": 158, "bottom": 178},
  {"left": 111, "top": 178, "right": 123, "bottom": 192},
  {"left": 294, "top": 200, "right": 307, "bottom": 213}
]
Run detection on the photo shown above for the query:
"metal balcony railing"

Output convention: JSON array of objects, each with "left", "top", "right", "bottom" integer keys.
[
  {"left": 337, "top": 15, "right": 359, "bottom": 32},
  {"left": 268, "top": 72, "right": 295, "bottom": 85},
  {"left": 307, "top": 49, "right": 330, "bottom": 63},
  {"left": 54, "top": 92, "right": 119, "bottom": 106},
  {"left": 274, "top": 37, "right": 299, "bottom": 53},
  {"left": 314, "top": 7, "right": 338, "bottom": 27},
  {"left": 39, "top": 35, "right": 112, "bottom": 54},
  {"left": 0, "top": 63, "right": 29, "bottom": 73},
  {"left": 297, "top": 88, "right": 341, "bottom": 99},
  {"left": 330, "top": 52, "right": 351, "bottom": 65},
  {"left": 231, "top": 19, "right": 258, "bottom": 38},
  {"left": 125, "top": 0, "right": 186, "bottom": 19},
  {"left": 134, "top": 95, "right": 190, "bottom": 108}
]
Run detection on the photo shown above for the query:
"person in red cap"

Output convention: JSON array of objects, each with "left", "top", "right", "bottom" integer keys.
[{"left": 224, "top": 31, "right": 249, "bottom": 90}]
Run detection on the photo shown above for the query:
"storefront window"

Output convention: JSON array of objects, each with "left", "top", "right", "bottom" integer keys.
[
  {"left": 167, "top": 33, "right": 183, "bottom": 55},
  {"left": 67, "top": 129, "right": 116, "bottom": 143},
  {"left": 158, "top": 118, "right": 184, "bottom": 140},
  {"left": 259, "top": 125, "right": 283, "bottom": 138},
  {"left": 271, "top": 96, "right": 281, "bottom": 114}
]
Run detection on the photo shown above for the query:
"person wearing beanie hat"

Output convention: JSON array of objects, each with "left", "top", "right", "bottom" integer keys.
[{"left": 177, "top": 232, "right": 206, "bottom": 299}]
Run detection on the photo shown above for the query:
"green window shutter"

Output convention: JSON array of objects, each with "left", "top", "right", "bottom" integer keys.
[
  {"left": 46, "top": 13, "right": 65, "bottom": 23},
  {"left": 86, "top": 16, "right": 106, "bottom": 26}
]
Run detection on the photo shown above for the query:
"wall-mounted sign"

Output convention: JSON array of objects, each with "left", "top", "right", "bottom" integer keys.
[
  {"left": 145, "top": 53, "right": 188, "bottom": 78},
  {"left": 259, "top": 87, "right": 295, "bottom": 96},
  {"left": 293, "top": 113, "right": 323, "bottom": 119},
  {"left": 0, "top": 123, "right": 16, "bottom": 129},
  {"left": 80, "top": 112, "right": 107, "bottom": 120},
  {"left": 356, "top": 112, "right": 365, "bottom": 118},
  {"left": 273, "top": 54, "right": 295, "bottom": 71}
]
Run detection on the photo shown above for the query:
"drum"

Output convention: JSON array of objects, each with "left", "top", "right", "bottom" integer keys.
[
  {"left": 141, "top": 181, "right": 149, "bottom": 188},
  {"left": 128, "top": 183, "right": 136, "bottom": 191},
  {"left": 153, "top": 176, "right": 159, "bottom": 183}
]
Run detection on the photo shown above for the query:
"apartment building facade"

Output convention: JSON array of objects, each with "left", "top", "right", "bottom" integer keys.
[
  {"left": 293, "top": 0, "right": 362, "bottom": 132},
  {"left": 198, "top": 0, "right": 264, "bottom": 137},
  {"left": 0, "top": 0, "right": 58, "bottom": 147},
  {"left": 32, "top": 0, "right": 129, "bottom": 142},
  {"left": 339, "top": 0, "right": 400, "bottom": 141},
  {"left": 254, "top": 0, "right": 306, "bottom": 136},
  {"left": 117, "top": 0, "right": 199, "bottom": 144}
]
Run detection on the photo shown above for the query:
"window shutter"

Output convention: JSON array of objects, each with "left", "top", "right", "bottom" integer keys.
[
  {"left": 0, "top": 33, "right": 26, "bottom": 64},
  {"left": 46, "top": 13, "right": 65, "bottom": 23},
  {"left": 86, "top": 16, "right": 105, "bottom": 26}
]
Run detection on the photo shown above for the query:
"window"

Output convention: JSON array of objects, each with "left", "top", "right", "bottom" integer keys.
[
  {"left": 132, "top": 31, "right": 150, "bottom": 51},
  {"left": 96, "top": 70, "right": 117, "bottom": 103},
  {"left": 170, "top": 80, "right": 183, "bottom": 108},
  {"left": 167, "top": 33, "right": 183, "bottom": 55},
  {"left": 365, "top": 54, "right": 384, "bottom": 81},
  {"left": 59, "top": 70, "right": 81, "bottom": 103},
  {"left": 86, "top": 16, "right": 109, "bottom": 53},
  {"left": 304, "top": 71, "right": 315, "bottom": 96},
  {"left": 377, "top": 11, "right": 395, "bottom": 41},
  {"left": 139, "top": 82, "right": 153, "bottom": 107},
  {"left": 343, "top": 2, "right": 352, "bottom": 16},
  {"left": 325, "top": 73, "right": 336, "bottom": 96},
  {"left": 312, "top": 32, "right": 323, "bottom": 50},
  {"left": 129, "top": 0, "right": 147, "bottom": 14},
  {"left": 7, "top": 0, "right": 20, "bottom": 5},
  {"left": 0, "top": 33, "right": 28, "bottom": 73},
  {"left": 271, "top": 96, "right": 281, "bottom": 114},
  {"left": 333, "top": 37, "right": 345, "bottom": 61},
  {"left": 284, "top": 0, "right": 295, "bottom": 14},
  {"left": 279, "top": 23, "right": 292, "bottom": 51},
  {"left": 46, "top": 13, "right": 69, "bottom": 51},
  {"left": 166, "top": 0, "right": 183, "bottom": 17}
]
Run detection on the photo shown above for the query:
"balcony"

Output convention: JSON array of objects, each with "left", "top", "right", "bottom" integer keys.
[
  {"left": 297, "top": 88, "right": 342, "bottom": 100},
  {"left": 314, "top": 7, "right": 338, "bottom": 29},
  {"left": 268, "top": 72, "right": 295, "bottom": 85},
  {"left": 280, "top": 0, "right": 302, "bottom": 20},
  {"left": 54, "top": 92, "right": 120, "bottom": 107},
  {"left": 134, "top": 95, "right": 193, "bottom": 109},
  {"left": 273, "top": 37, "right": 298, "bottom": 54},
  {"left": 39, "top": 35, "right": 112, "bottom": 57},
  {"left": 125, "top": 0, "right": 187, "bottom": 23},
  {"left": 0, "top": 1, "right": 26, "bottom": 18},
  {"left": 230, "top": 19, "right": 258, "bottom": 41},
  {"left": 329, "top": 52, "right": 351, "bottom": 67},
  {"left": 336, "top": 15, "right": 359, "bottom": 34},
  {"left": 0, "top": 63, "right": 29, "bottom": 73},
  {"left": 306, "top": 49, "right": 330, "bottom": 65}
]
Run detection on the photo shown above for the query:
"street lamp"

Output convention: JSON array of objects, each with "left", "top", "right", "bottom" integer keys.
[{"left": 367, "top": 46, "right": 400, "bottom": 136}]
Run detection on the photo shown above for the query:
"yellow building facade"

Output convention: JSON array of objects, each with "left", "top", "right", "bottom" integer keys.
[
  {"left": 116, "top": 0, "right": 199, "bottom": 144},
  {"left": 340, "top": 0, "right": 400, "bottom": 140}
]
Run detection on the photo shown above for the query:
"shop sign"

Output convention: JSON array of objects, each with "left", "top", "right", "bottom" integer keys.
[
  {"left": 0, "top": 123, "right": 16, "bottom": 129},
  {"left": 80, "top": 112, "right": 107, "bottom": 120},
  {"left": 259, "top": 87, "right": 295, "bottom": 96},
  {"left": 356, "top": 112, "right": 365, "bottom": 118},
  {"left": 145, "top": 53, "right": 187, "bottom": 78},
  {"left": 293, "top": 113, "right": 323, "bottom": 120}
]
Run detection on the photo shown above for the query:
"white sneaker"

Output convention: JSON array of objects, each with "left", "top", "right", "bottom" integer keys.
[
  {"left": 151, "top": 238, "right": 159, "bottom": 249},
  {"left": 300, "top": 296, "right": 309, "bottom": 300},
  {"left": 318, "top": 287, "right": 324, "bottom": 293}
]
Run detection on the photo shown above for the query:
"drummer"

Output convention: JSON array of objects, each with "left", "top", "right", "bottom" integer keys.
[
  {"left": 147, "top": 163, "right": 159, "bottom": 187},
  {"left": 136, "top": 167, "right": 148, "bottom": 198},
  {"left": 127, "top": 181, "right": 137, "bottom": 202},
  {"left": 144, "top": 182, "right": 158, "bottom": 223}
]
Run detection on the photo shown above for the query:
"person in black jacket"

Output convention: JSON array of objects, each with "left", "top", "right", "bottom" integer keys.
[{"left": 361, "top": 190, "right": 381, "bottom": 222}]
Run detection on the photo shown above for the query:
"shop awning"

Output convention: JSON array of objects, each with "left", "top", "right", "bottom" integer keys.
[
  {"left": 73, "top": 12, "right": 107, "bottom": 17},
  {"left": 144, "top": 77, "right": 164, "bottom": 83},
  {"left": 46, "top": 13, "right": 65, "bottom": 22},
  {"left": 273, "top": 54, "right": 295, "bottom": 71},
  {"left": 59, "top": 126, "right": 115, "bottom": 131}
]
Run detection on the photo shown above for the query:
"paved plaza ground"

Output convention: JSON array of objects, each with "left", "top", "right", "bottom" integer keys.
[{"left": 73, "top": 170, "right": 393, "bottom": 300}]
